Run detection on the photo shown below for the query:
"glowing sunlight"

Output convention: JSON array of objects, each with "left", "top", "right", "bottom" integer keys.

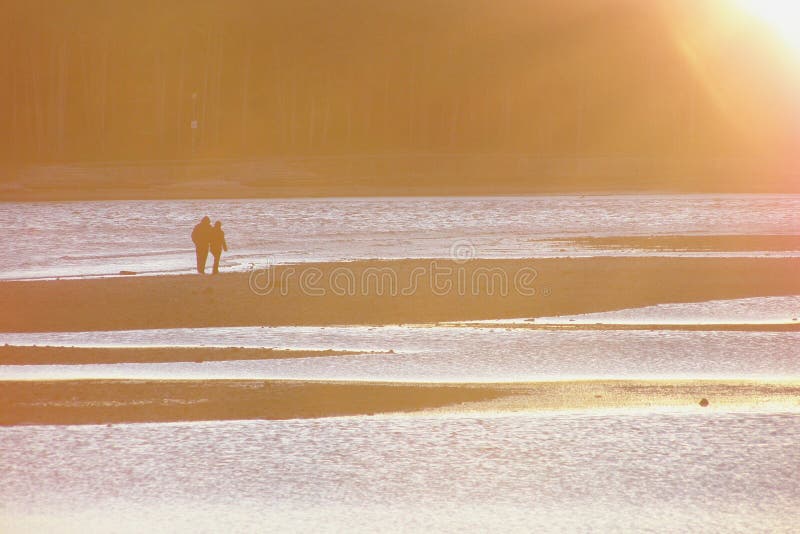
[
  {"left": 3, "top": 2, "right": 800, "bottom": 532},
  {"left": 737, "top": 0, "right": 800, "bottom": 54}
]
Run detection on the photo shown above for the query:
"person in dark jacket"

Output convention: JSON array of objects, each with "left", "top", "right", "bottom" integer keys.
[
  {"left": 209, "top": 220, "right": 228, "bottom": 275},
  {"left": 191, "top": 216, "right": 212, "bottom": 274}
]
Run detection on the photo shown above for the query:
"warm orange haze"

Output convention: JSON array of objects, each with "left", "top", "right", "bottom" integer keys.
[
  {"left": 1, "top": 0, "right": 800, "bottom": 197},
  {"left": 1, "top": 1, "right": 800, "bottom": 533}
]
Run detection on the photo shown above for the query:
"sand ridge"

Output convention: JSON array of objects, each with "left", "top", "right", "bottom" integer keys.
[
  {"left": 3, "top": 257, "right": 800, "bottom": 332},
  {"left": 2, "top": 378, "right": 798, "bottom": 426}
]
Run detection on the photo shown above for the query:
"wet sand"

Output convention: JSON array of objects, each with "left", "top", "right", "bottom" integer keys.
[
  {"left": 2, "top": 378, "right": 798, "bottom": 426},
  {"left": 551, "top": 235, "right": 800, "bottom": 252},
  {"left": 0, "top": 379, "right": 507, "bottom": 425},
  {"left": 3, "top": 257, "right": 799, "bottom": 427},
  {"left": 2, "top": 257, "right": 800, "bottom": 332}
]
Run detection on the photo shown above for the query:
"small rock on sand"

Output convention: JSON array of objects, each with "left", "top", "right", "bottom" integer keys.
[{"left": 699, "top": 398, "right": 709, "bottom": 407}]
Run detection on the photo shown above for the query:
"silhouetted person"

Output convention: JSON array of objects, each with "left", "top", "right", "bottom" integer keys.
[
  {"left": 209, "top": 220, "right": 228, "bottom": 275},
  {"left": 191, "top": 216, "right": 212, "bottom": 274}
]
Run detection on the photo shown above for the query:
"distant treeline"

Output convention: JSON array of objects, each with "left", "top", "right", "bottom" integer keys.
[{"left": 1, "top": 0, "right": 797, "bottom": 186}]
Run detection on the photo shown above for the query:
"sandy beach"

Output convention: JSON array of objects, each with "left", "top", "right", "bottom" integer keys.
[
  {"left": 3, "top": 257, "right": 800, "bottom": 332},
  {"left": 3, "top": 256, "right": 800, "bottom": 426},
  {"left": 2, "top": 377, "right": 798, "bottom": 425}
]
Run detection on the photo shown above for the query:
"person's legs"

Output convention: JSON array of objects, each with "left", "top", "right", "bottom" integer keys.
[
  {"left": 212, "top": 252, "right": 221, "bottom": 274},
  {"left": 196, "top": 247, "right": 208, "bottom": 274}
]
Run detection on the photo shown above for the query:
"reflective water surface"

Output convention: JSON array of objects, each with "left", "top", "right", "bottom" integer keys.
[
  {"left": 3, "top": 194, "right": 800, "bottom": 279},
  {"left": 1, "top": 411, "right": 799, "bottom": 533},
  {"left": 2, "top": 325, "right": 800, "bottom": 381},
  {"left": 522, "top": 295, "right": 800, "bottom": 326},
  {"left": 3, "top": 196, "right": 799, "bottom": 531}
]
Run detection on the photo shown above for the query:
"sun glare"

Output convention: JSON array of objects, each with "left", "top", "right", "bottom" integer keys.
[{"left": 736, "top": 0, "right": 800, "bottom": 53}]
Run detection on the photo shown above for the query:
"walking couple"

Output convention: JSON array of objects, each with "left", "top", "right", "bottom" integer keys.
[{"left": 191, "top": 216, "right": 228, "bottom": 274}]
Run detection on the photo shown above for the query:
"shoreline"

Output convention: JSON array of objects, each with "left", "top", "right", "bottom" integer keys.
[
  {"left": 3, "top": 257, "right": 800, "bottom": 332},
  {"left": 444, "top": 322, "right": 800, "bottom": 331},
  {"left": 7, "top": 252, "right": 800, "bottom": 284},
  {"left": 4, "top": 233, "right": 800, "bottom": 284},
  {"left": 2, "top": 378, "right": 798, "bottom": 426},
  {"left": 4, "top": 234, "right": 800, "bottom": 284},
  {"left": 0, "top": 346, "right": 386, "bottom": 365},
  {"left": 549, "top": 234, "right": 800, "bottom": 252},
  {"left": 6, "top": 183, "right": 796, "bottom": 203}
]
